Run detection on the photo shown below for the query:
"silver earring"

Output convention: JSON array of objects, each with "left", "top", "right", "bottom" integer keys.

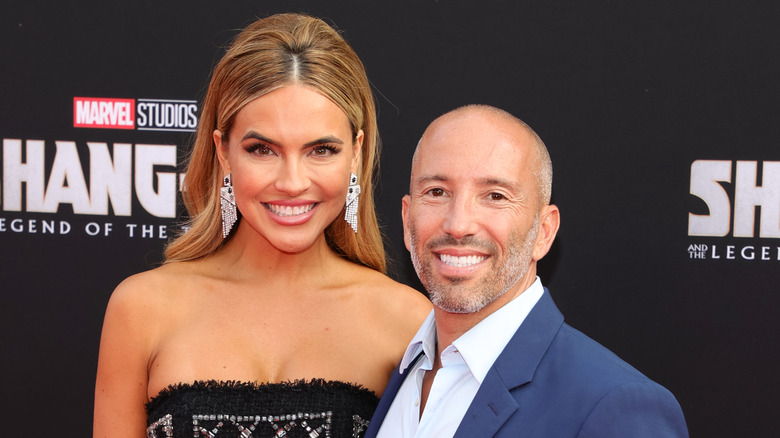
[
  {"left": 221, "top": 173, "right": 237, "bottom": 238},
  {"left": 345, "top": 172, "right": 360, "bottom": 233}
]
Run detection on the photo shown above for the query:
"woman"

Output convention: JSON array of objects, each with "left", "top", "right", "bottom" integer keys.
[{"left": 94, "top": 13, "right": 430, "bottom": 437}]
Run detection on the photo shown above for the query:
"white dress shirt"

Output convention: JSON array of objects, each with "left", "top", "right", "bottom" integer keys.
[{"left": 376, "top": 278, "right": 545, "bottom": 438}]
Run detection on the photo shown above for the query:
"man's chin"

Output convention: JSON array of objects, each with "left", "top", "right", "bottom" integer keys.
[
  {"left": 433, "top": 300, "right": 491, "bottom": 314},
  {"left": 441, "top": 275, "right": 469, "bottom": 285},
  {"left": 429, "top": 288, "right": 499, "bottom": 315},
  {"left": 436, "top": 304, "right": 482, "bottom": 314}
]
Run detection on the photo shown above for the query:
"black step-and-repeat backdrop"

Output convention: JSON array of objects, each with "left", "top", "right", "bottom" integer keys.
[{"left": 2, "top": 1, "right": 778, "bottom": 435}]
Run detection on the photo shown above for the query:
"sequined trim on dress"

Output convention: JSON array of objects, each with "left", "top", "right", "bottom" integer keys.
[
  {"left": 147, "top": 414, "right": 174, "bottom": 437},
  {"left": 145, "top": 380, "right": 377, "bottom": 438},
  {"left": 148, "top": 411, "right": 371, "bottom": 437},
  {"left": 351, "top": 415, "right": 369, "bottom": 437}
]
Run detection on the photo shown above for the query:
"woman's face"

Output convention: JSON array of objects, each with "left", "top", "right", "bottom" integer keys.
[{"left": 215, "top": 84, "right": 362, "bottom": 254}]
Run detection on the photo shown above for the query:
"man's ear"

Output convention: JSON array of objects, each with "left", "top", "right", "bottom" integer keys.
[
  {"left": 214, "top": 130, "right": 230, "bottom": 174},
  {"left": 532, "top": 204, "right": 560, "bottom": 261},
  {"left": 401, "top": 194, "right": 412, "bottom": 251}
]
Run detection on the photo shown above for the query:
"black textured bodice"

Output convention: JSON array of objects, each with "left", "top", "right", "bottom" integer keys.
[{"left": 145, "top": 379, "right": 379, "bottom": 438}]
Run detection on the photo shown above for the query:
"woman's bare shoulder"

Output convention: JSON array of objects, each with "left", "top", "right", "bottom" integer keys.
[
  {"left": 95, "top": 262, "right": 203, "bottom": 434},
  {"left": 352, "top": 267, "right": 431, "bottom": 326},
  {"left": 106, "top": 261, "right": 197, "bottom": 317},
  {"left": 372, "top": 273, "right": 429, "bottom": 310}
]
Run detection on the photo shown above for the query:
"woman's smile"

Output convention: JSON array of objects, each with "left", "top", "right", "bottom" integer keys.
[{"left": 265, "top": 202, "right": 317, "bottom": 217}]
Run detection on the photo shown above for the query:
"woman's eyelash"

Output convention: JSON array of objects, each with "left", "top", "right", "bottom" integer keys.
[
  {"left": 242, "top": 143, "right": 342, "bottom": 155},
  {"left": 312, "top": 144, "right": 341, "bottom": 154},
  {"left": 245, "top": 143, "right": 273, "bottom": 154}
]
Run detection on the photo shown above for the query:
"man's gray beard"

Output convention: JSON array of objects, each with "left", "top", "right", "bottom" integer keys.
[{"left": 409, "top": 216, "right": 539, "bottom": 314}]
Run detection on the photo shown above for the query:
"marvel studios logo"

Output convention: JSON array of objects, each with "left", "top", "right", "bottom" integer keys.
[{"left": 73, "top": 97, "right": 198, "bottom": 132}]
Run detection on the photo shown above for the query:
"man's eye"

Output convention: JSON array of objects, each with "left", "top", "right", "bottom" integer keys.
[
  {"left": 429, "top": 188, "right": 444, "bottom": 196},
  {"left": 489, "top": 193, "right": 505, "bottom": 201}
]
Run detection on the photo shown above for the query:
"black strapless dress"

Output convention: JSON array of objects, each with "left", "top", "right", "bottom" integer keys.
[{"left": 145, "top": 379, "right": 379, "bottom": 438}]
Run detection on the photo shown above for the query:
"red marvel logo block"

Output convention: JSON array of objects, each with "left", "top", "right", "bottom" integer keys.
[{"left": 73, "top": 97, "right": 135, "bottom": 129}]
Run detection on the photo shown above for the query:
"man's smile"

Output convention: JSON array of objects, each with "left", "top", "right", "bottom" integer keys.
[{"left": 437, "top": 253, "right": 488, "bottom": 268}]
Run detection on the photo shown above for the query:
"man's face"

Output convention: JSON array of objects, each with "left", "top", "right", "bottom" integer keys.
[{"left": 403, "top": 111, "right": 544, "bottom": 314}]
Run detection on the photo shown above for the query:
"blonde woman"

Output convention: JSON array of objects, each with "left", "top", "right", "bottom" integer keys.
[{"left": 94, "top": 13, "right": 430, "bottom": 437}]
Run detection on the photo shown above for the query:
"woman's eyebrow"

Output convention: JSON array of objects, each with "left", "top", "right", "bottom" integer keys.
[
  {"left": 303, "top": 135, "right": 344, "bottom": 147},
  {"left": 241, "top": 130, "right": 276, "bottom": 144},
  {"left": 241, "top": 131, "right": 344, "bottom": 147}
]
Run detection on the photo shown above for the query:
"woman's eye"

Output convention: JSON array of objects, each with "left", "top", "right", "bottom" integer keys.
[
  {"left": 311, "top": 145, "right": 338, "bottom": 157},
  {"left": 246, "top": 144, "right": 273, "bottom": 156}
]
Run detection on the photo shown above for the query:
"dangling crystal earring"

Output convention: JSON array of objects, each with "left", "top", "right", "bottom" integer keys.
[
  {"left": 220, "top": 173, "right": 237, "bottom": 238},
  {"left": 345, "top": 172, "right": 360, "bottom": 233}
]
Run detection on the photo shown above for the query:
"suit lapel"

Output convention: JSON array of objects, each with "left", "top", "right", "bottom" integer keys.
[
  {"left": 453, "top": 370, "right": 519, "bottom": 438},
  {"left": 454, "top": 289, "right": 564, "bottom": 437}
]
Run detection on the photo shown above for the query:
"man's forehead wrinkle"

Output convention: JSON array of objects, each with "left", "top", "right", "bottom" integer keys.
[
  {"left": 413, "top": 148, "right": 527, "bottom": 186},
  {"left": 411, "top": 111, "right": 539, "bottom": 193},
  {"left": 414, "top": 174, "right": 448, "bottom": 186},
  {"left": 483, "top": 177, "right": 521, "bottom": 190},
  {"left": 412, "top": 172, "right": 523, "bottom": 194}
]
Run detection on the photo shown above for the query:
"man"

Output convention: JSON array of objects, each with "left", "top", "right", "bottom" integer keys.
[{"left": 366, "top": 105, "right": 688, "bottom": 437}]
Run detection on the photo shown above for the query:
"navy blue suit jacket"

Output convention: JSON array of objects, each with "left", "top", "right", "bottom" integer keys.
[{"left": 365, "top": 289, "right": 688, "bottom": 437}]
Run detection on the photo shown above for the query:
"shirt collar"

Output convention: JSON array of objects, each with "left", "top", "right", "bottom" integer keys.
[
  {"left": 397, "top": 278, "right": 545, "bottom": 380},
  {"left": 451, "top": 277, "right": 544, "bottom": 384},
  {"left": 398, "top": 309, "right": 436, "bottom": 373}
]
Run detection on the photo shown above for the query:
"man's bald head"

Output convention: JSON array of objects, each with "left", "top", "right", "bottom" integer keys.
[
  {"left": 412, "top": 104, "right": 553, "bottom": 206},
  {"left": 402, "top": 104, "right": 560, "bottom": 316}
]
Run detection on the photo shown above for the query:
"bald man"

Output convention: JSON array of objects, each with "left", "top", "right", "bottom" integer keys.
[{"left": 365, "top": 105, "right": 688, "bottom": 438}]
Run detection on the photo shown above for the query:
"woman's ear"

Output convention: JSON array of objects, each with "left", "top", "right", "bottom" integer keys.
[
  {"left": 214, "top": 129, "right": 230, "bottom": 174},
  {"left": 351, "top": 129, "right": 364, "bottom": 174}
]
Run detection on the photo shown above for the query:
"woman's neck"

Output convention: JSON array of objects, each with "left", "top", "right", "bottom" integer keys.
[{"left": 207, "top": 221, "right": 345, "bottom": 287}]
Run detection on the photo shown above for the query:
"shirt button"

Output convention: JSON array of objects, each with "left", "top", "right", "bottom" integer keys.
[{"left": 414, "top": 398, "right": 420, "bottom": 407}]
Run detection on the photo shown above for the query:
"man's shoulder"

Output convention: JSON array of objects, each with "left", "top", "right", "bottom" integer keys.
[
  {"left": 509, "top": 289, "right": 656, "bottom": 388},
  {"left": 491, "top": 321, "right": 687, "bottom": 436},
  {"left": 544, "top": 322, "right": 654, "bottom": 388},
  {"left": 469, "top": 291, "right": 688, "bottom": 437}
]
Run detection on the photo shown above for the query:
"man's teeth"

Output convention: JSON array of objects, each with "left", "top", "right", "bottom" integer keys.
[
  {"left": 439, "top": 254, "right": 486, "bottom": 267},
  {"left": 267, "top": 204, "right": 315, "bottom": 217}
]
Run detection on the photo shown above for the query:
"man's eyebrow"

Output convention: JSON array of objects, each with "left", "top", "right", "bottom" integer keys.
[
  {"left": 481, "top": 177, "right": 521, "bottom": 191},
  {"left": 241, "top": 131, "right": 345, "bottom": 147},
  {"left": 411, "top": 175, "right": 449, "bottom": 189},
  {"left": 414, "top": 175, "right": 519, "bottom": 188},
  {"left": 415, "top": 174, "right": 448, "bottom": 184}
]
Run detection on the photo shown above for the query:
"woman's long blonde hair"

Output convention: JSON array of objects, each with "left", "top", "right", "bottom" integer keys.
[{"left": 164, "top": 13, "right": 386, "bottom": 272}]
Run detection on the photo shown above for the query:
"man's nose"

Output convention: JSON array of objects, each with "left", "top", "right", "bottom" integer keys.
[{"left": 441, "top": 195, "right": 479, "bottom": 239}]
